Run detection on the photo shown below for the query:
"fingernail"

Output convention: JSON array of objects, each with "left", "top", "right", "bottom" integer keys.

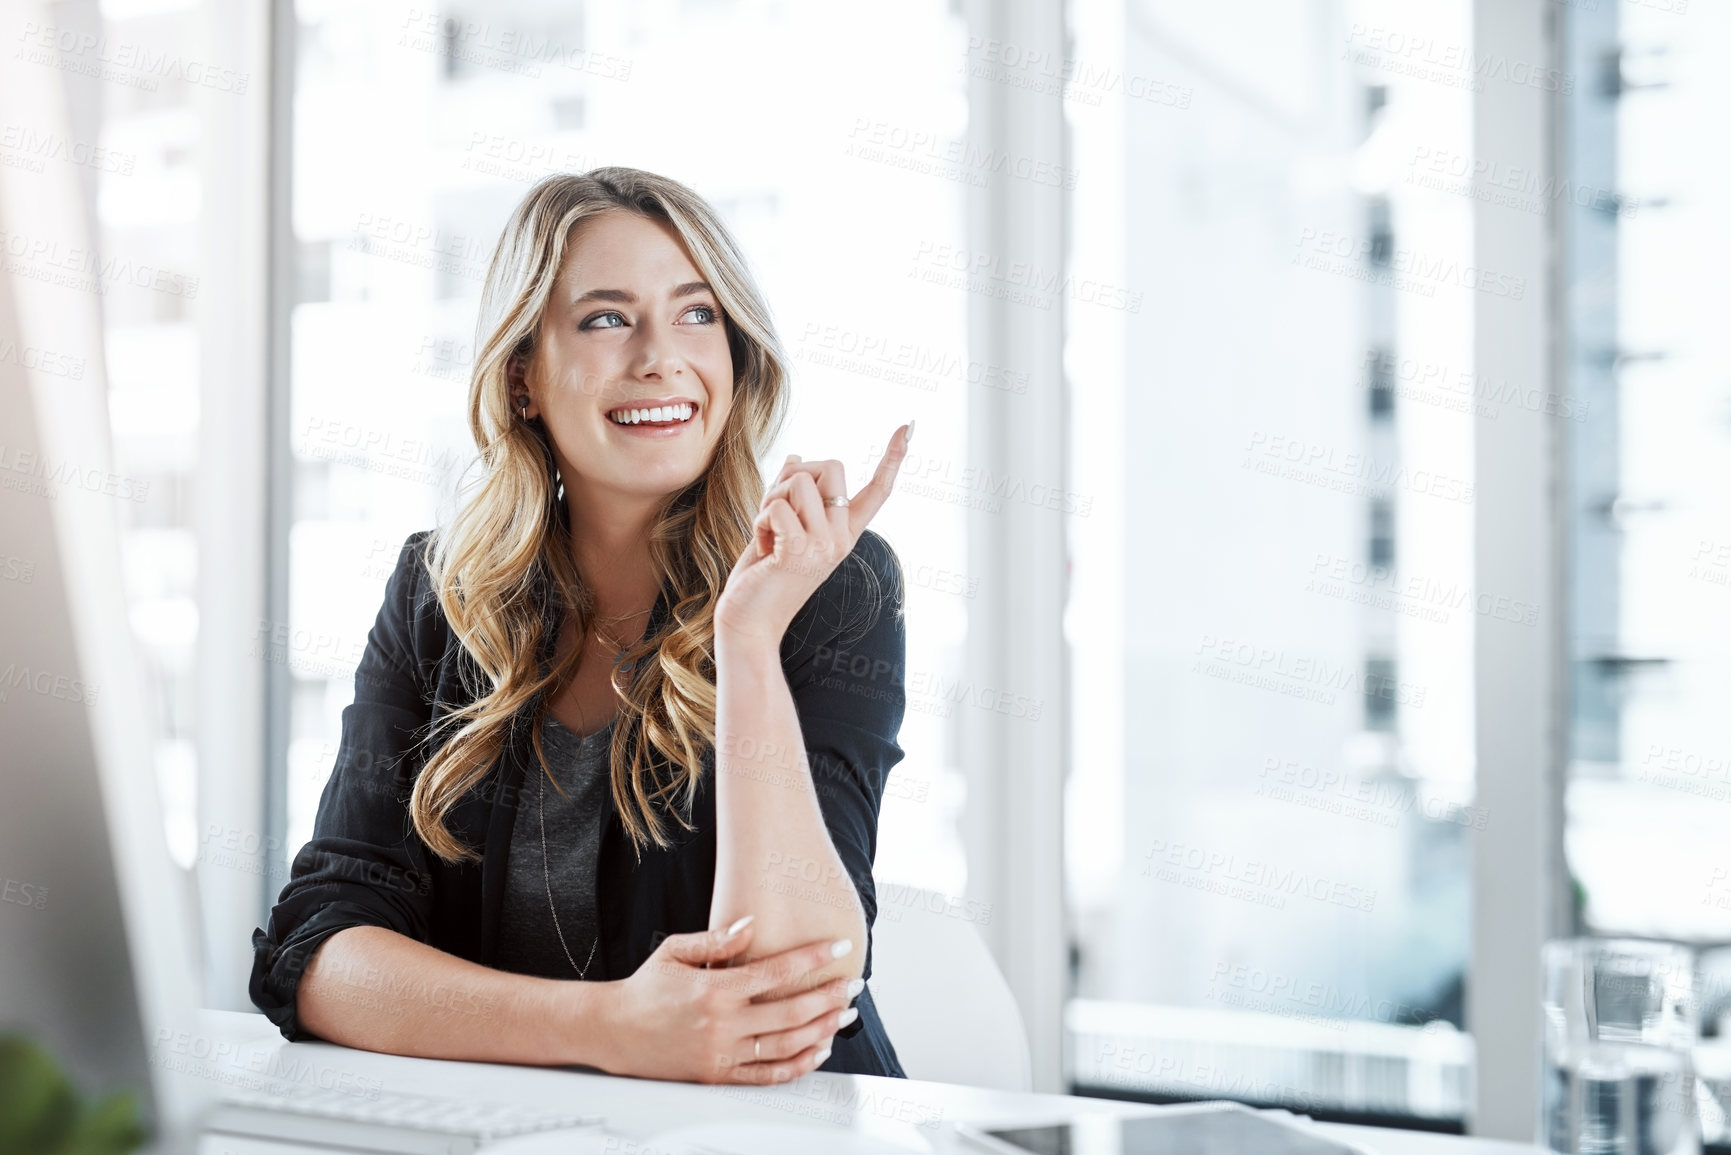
[
  {"left": 837, "top": 1007, "right": 860, "bottom": 1028},
  {"left": 726, "top": 914, "right": 755, "bottom": 937},
  {"left": 905, "top": 419, "right": 916, "bottom": 446},
  {"left": 830, "top": 938, "right": 854, "bottom": 958},
  {"left": 845, "top": 978, "right": 865, "bottom": 997},
  {"left": 814, "top": 1046, "right": 832, "bottom": 1065}
]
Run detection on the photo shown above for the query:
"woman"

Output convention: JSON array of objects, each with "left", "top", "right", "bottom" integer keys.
[{"left": 249, "top": 167, "right": 915, "bottom": 1085}]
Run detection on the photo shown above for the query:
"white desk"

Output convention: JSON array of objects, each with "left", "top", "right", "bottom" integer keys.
[{"left": 186, "top": 1010, "right": 1541, "bottom": 1155}]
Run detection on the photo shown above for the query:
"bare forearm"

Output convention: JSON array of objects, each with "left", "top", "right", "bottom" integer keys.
[
  {"left": 710, "top": 635, "right": 868, "bottom": 992},
  {"left": 295, "top": 925, "right": 616, "bottom": 1068}
]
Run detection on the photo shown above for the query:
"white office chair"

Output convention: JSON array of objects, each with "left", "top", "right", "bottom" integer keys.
[{"left": 866, "top": 884, "right": 1032, "bottom": 1092}]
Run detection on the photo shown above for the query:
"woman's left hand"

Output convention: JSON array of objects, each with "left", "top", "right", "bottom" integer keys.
[{"left": 715, "top": 422, "right": 913, "bottom": 649}]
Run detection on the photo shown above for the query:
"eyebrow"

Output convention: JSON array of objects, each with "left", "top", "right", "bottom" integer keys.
[{"left": 571, "top": 281, "right": 715, "bottom": 307}]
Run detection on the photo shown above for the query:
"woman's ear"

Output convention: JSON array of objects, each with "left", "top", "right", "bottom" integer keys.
[{"left": 506, "top": 349, "right": 533, "bottom": 413}]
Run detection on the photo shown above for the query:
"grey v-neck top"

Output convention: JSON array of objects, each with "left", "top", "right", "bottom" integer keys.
[{"left": 495, "top": 713, "right": 618, "bottom": 981}]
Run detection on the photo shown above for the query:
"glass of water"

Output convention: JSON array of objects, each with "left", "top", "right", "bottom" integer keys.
[{"left": 1542, "top": 938, "right": 1700, "bottom": 1155}]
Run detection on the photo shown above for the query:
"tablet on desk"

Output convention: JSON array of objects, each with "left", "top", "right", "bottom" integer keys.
[{"left": 954, "top": 1101, "right": 1370, "bottom": 1155}]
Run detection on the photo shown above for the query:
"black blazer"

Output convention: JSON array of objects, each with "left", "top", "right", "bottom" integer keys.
[{"left": 249, "top": 524, "right": 909, "bottom": 1078}]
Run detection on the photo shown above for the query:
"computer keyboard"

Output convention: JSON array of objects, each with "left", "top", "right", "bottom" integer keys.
[{"left": 203, "top": 1081, "right": 604, "bottom": 1155}]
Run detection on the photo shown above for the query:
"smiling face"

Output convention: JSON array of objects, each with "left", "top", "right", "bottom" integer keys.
[{"left": 517, "top": 209, "right": 736, "bottom": 511}]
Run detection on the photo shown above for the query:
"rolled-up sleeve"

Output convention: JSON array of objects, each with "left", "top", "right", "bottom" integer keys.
[
  {"left": 248, "top": 531, "right": 441, "bottom": 1041},
  {"left": 782, "top": 529, "right": 908, "bottom": 1039}
]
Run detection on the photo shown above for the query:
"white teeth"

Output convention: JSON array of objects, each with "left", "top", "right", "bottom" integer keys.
[{"left": 610, "top": 403, "right": 694, "bottom": 426}]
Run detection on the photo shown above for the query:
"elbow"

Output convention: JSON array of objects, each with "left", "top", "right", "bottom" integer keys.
[
  {"left": 821, "top": 906, "right": 871, "bottom": 987},
  {"left": 835, "top": 908, "right": 871, "bottom": 980},
  {"left": 796, "top": 918, "right": 868, "bottom": 997},
  {"left": 745, "top": 896, "right": 868, "bottom": 1001},
  {"left": 789, "top": 900, "right": 871, "bottom": 989}
]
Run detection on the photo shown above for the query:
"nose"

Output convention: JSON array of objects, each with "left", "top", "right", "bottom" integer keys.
[{"left": 629, "top": 315, "right": 682, "bottom": 380}]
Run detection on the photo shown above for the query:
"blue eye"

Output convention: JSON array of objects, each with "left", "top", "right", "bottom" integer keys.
[{"left": 684, "top": 304, "right": 721, "bottom": 325}]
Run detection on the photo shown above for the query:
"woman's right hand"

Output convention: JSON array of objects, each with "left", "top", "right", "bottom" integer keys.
[{"left": 593, "top": 916, "right": 865, "bottom": 1085}]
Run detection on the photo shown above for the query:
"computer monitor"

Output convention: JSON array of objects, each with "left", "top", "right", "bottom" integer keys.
[{"left": 0, "top": 66, "right": 213, "bottom": 1154}]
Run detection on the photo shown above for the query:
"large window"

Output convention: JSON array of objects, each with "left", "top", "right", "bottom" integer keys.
[
  {"left": 11, "top": 0, "right": 220, "bottom": 890},
  {"left": 4, "top": 0, "right": 276, "bottom": 1008},
  {"left": 1559, "top": 0, "right": 1729, "bottom": 941},
  {"left": 1065, "top": 0, "right": 1477, "bottom": 1121}
]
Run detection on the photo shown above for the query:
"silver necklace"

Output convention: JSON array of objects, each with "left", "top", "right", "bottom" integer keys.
[{"left": 539, "top": 721, "right": 600, "bottom": 981}]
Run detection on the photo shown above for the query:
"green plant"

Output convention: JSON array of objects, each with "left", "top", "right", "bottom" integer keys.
[{"left": 0, "top": 1034, "right": 146, "bottom": 1155}]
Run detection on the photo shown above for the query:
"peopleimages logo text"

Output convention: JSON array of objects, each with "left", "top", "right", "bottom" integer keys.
[
  {"left": 1295, "top": 228, "right": 1526, "bottom": 300},
  {"left": 1141, "top": 839, "right": 1377, "bottom": 912}
]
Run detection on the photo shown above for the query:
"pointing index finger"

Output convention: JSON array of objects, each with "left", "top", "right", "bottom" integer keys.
[{"left": 848, "top": 421, "right": 913, "bottom": 538}]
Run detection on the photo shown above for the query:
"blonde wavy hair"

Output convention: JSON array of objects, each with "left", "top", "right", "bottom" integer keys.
[{"left": 409, "top": 167, "right": 801, "bottom": 865}]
